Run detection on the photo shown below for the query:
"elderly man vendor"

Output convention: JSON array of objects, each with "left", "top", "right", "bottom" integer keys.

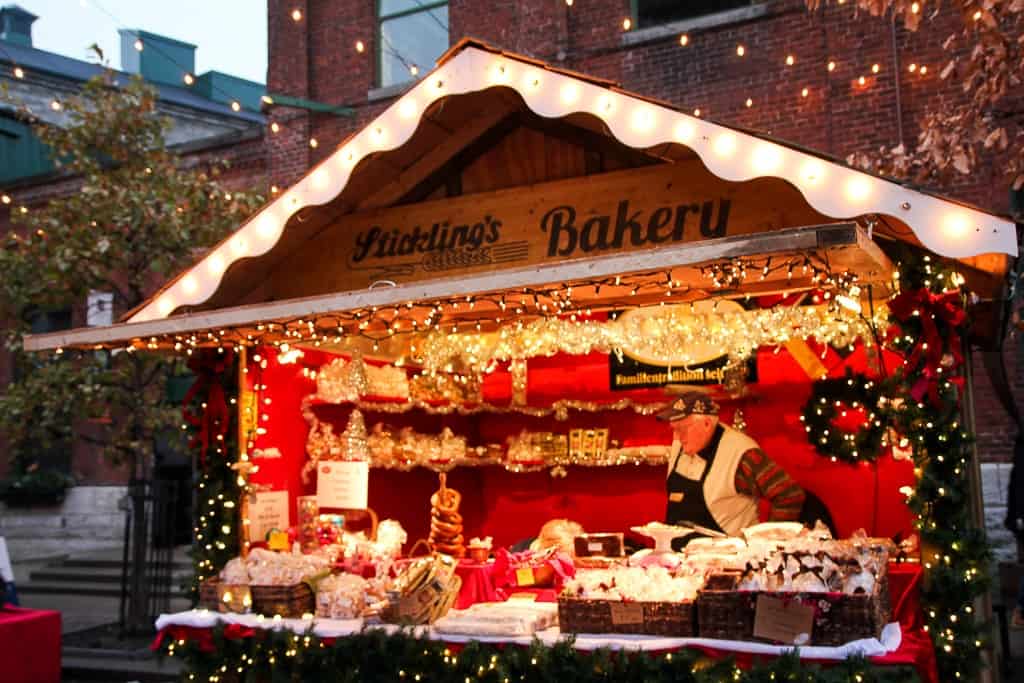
[{"left": 659, "top": 390, "right": 826, "bottom": 541}]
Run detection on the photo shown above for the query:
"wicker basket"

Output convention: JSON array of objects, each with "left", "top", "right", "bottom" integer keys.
[
  {"left": 380, "top": 556, "right": 462, "bottom": 625},
  {"left": 200, "top": 577, "right": 316, "bottom": 618},
  {"left": 697, "top": 568, "right": 891, "bottom": 646},
  {"left": 558, "top": 596, "right": 696, "bottom": 637}
]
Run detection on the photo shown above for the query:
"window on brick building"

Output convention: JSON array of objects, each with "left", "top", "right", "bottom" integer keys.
[
  {"left": 378, "top": 0, "right": 449, "bottom": 88},
  {"left": 633, "top": 0, "right": 753, "bottom": 28}
]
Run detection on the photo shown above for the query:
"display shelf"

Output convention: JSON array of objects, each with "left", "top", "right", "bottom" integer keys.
[{"left": 304, "top": 393, "right": 668, "bottom": 420}]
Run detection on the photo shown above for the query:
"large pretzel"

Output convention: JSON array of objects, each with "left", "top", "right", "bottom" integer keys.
[{"left": 428, "top": 473, "right": 465, "bottom": 558}]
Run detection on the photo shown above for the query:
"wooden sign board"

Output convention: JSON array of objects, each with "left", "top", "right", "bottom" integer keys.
[{"left": 270, "top": 162, "right": 828, "bottom": 301}]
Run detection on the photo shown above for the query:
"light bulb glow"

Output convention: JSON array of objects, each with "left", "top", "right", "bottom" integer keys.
[
  {"left": 801, "top": 87, "right": 809, "bottom": 97},
  {"left": 799, "top": 159, "right": 826, "bottom": 186},
  {"left": 158, "top": 297, "right": 175, "bottom": 316},
  {"left": 560, "top": 83, "right": 580, "bottom": 105},
  {"left": 312, "top": 168, "right": 329, "bottom": 190},
  {"left": 134, "top": 38, "right": 144, "bottom": 52},
  {"left": 679, "top": 34, "right": 689, "bottom": 46},
  {"left": 827, "top": 61, "right": 836, "bottom": 72},
  {"left": 231, "top": 236, "right": 247, "bottom": 255},
  {"left": 184, "top": 73, "right": 195, "bottom": 85},
  {"left": 785, "top": 55, "right": 794, "bottom": 66},
  {"left": 207, "top": 253, "right": 225, "bottom": 276},
  {"left": 355, "top": 40, "right": 365, "bottom": 53},
  {"left": 291, "top": 8, "right": 302, "bottom": 21},
  {"left": 594, "top": 94, "right": 616, "bottom": 115},
  {"left": 713, "top": 133, "right": 737, "bottom": 158},
  {"left": 943, "top": 213, "right": 971, "bottom": 239},
  {"left": 182, "top": 275, "right": 198, "bottom": 295},
  {"left": 844, "top": 176, "right": 872, "bottom": 202},
  {"left": 631, "top": 107, "right": 655, "bottom": 132},
  {"left": 490, "top": 62, "right": 510, "bottom": 84},
  {"left": 673, "top": 120, "right": 694, "bottom": 143},
  {"left": 13, "top": 66, "right": 24, "bottom": 78},
  {"left": 257, "top": 214, "right": 279, "bottom": 239},
  {"left": 622, "top": 18, "right": 631, "bottom": 30},
  {"left": 398, "top": 98, "right": 417, "bottom": 119},
  {"left": 751, "top": 145, "right": 782, "bottom": 174}
]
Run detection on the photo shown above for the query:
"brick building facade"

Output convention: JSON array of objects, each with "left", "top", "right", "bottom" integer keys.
[{"left": 263, "top": 0, "right": 1020, "bottom": 463}]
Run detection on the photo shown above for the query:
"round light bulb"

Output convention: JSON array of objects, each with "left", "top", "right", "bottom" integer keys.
[
  {"left": 844, "top": 176, "right": 872, "bottom": 202},
  {"left": 751, "top": 145, "right": 782, "bottom": 174},
  {"left": 134, "top": 38, "right": 143, "bottom": 52},
  {"left": 13, "top": 66, "right": 24, "bottom": 78},
  {"left": 785, "top": 55, "right": 794, "bottom": 66},
  {"left": 736, "top": 44, "right": 745, "bottom": 57},
  {"left": 182, "top": 275, "right": 198, "bottom": 295},
  {"left": 713, "top": 133, "right": 737, "bottom": 158},
  {"left": 398, "top": 98, "right": 417, "bottom": 119},
  {"left": 679, "top": 34, "right": 689, "bottom": 47},
  {"left": 673, "top": 120, "right": 695, "bottom": 143},
  {"left": 291, "top": 8, "right": 302, "bottom": 21},
  {"left": 943, "top": 213, "right": 971, "bottom": 239},
  {"left": 355, "top": 40, "right": 365, "bottom": 53},
  {"left": 801, "top": 87, "right": 809, "bottom": 97},
  {"left": 560, "top": 83, "right": 580, "bottom": 105}
]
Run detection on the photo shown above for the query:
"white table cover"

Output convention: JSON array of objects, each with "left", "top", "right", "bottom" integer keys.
[{"left": 156, "top": 609, "right": 901, "bottom": 660}]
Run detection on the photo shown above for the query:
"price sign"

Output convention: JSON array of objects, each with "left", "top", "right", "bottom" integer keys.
[
  {"left": 316, "top": 461, "right": 369, "bottom": 509},
  {"left": 249, "top": 490, "right": 289, "bottom": 542}
]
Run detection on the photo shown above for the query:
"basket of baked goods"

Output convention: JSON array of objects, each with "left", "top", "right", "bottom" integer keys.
[
  {"left": 697, "top": 524, "right": 891, "bottom": 646},
  {"left": 380, "top": 554, "right": 462, "bottom": 625},
  {"left": 200, "top": 548, "right": 329, "bottom": 618},
  {"left": 559, "top": 565, "right": 702, "bottom": 637}
]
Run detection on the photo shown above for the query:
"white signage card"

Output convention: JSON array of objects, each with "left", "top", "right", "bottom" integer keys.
[
  {"left": 248, "top": 490, "right": 290, "bottom": 542},
  {"left": 316, "top": 461, "right": 369, "bottom": 509},
  {"left": 0, "top": 537, "right": 13, "bottom": 582}
]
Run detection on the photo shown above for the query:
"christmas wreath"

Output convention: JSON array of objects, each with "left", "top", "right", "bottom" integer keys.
[{"left": 801, "top": 370, "right": 888, "bottom": 464}]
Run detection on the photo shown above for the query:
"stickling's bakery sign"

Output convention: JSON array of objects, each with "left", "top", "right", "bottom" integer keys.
[
  {"left": 348, "top": 198, "right": 730, "bottom": 272},
  {"left": 272, "top": 164, "right": 824, "bottom": 298}
]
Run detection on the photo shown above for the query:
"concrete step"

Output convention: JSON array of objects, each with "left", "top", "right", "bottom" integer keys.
[
  {"left": 62, "top": 652, "right": 182, "bottom": 682},
  {"left": 60, "top": 557, "right": 192, "bottom": 571},
  {"left": 18, "top": 581, "right": 189, "bottom": 599},
  {"left": 31, "top": 567, "right": 192, "bottom": 584}
]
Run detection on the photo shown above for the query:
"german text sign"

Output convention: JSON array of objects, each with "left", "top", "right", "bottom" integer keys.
[{"left": 316, "top": 461, "right": 369, "bottom": 509}]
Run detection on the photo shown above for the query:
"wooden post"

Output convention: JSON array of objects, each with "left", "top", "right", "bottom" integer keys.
[{"left": 236, "top": 346, "right": 252, "bottom": 558}]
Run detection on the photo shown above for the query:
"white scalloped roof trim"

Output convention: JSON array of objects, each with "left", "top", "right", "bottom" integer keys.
[{"left": 130, "top": 46, "right": 1017, "bottom": 324}]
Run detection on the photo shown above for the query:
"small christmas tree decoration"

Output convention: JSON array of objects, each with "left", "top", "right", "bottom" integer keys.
[{"left": 340, "top": 409, "right": 369, "bottom": 461}]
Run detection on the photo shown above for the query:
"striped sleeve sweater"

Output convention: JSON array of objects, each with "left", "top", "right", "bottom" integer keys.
[{"left": 734, "top": 448, "right": 805, "bottom": 521}]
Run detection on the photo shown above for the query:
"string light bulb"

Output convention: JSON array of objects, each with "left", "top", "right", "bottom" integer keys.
[
  {"left": 745, "top": 97, "right": 753, "bottom": 108},
  {"left": 231, "top": 101, "right": 241, "bottom": 112},
  {"left": 801, "top": 87, "right": 809, "bottom": 97},
  {"left": 827, "top": 60, "right": 836, "bottom": 72},
  {"left": 911, "top": 1, "right": 920, "bottom": 13},
  {"left": 736, "top": 44, "right": 745, "bottom": 57},
  {"left": 50, "top": 99, "right": 61, "bottom": 111},
  {"left": 919, "top": 65, "right": 928, "bottom": 75},
  {"left": 184, "top": 73, "right": 195, "bottom": 85},
  {"left": 291, "top": 8, "right": 302, "bottom": 21},
  {"left": 270, "top": 121, "right": 281, "bottom": 133},
  {"left": 13, "top": 66, "right": 24, "bottom": 78},
  {"left": 133, "top": 38, "right": 143, "bottom": 51},
  {"left": 693, "top": 108, "right": 701, "bottom": 117},
  {"left": 857, "top": 75, "right": 867, "bottom": 86},
  {"left": 622, "top": 17, "right": 631, "bottom": 30},
  {"left": 871, "top": 63, "right": 880, "bottom": 74},
  {"left": 785, "top": 55, "right": 795, "bottom": 66},
  {"left": 908, "top": 63, "right": 917, "bottom": 73},
  {"left": 355, "top": 40, "right": 365, "bottom": 53},
  {"left": 679, "top": 34, "right": 689, "bottom": 46},
  {"left": 309, "top": 138, "right": 318, "bottom": 149},
  {"left": 409, "top": 64, "right": 419, "bottom": 76}
]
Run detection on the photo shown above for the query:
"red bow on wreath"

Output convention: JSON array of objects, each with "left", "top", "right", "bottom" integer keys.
[
  {"left": 888, "top": 288, "right": 966, "bottom": 406},
  {"left": 182, "top": 349, "right": 234, "bottom": 468}
]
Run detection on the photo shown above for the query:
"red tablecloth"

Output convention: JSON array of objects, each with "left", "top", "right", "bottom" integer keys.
[
  {"left": 0, "top": 605, "right": 61, "bottom": 683},
  {"left": 454, "top": 560, "right": 558, "bottom": 608}
]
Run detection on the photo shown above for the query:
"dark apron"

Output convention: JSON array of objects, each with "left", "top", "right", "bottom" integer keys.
[{"left": 666, "top": 424, "right": 726, "bottom": 548}]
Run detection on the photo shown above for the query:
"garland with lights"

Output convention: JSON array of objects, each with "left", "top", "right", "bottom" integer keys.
[
  {"left": 155, "top": 622, "right": 920, "bottom": 683},
  {"left": 800, "top": 370, "right": 888, "bottom": 464},
  {"left": 882, "top": 250, "right": 989, "bottom": 682},
  {"left": 184, "top": 349, "right": 242, "bottom": 601}
]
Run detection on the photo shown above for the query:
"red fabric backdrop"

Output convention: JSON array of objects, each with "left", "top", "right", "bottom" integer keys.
[{"left": 247, "top": 341, "right": 915, "bottom": 551}]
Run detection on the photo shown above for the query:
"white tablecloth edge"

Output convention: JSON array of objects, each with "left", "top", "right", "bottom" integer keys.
[{"left": 155, "top": 610, "right": 901, "bottom": 660}]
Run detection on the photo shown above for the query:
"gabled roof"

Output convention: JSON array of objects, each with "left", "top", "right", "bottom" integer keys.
[
  {"left": 0, "top": 39, "right": 264, "bottom": 122},
  {"left": 125, "top": 40, "right": 1016, "bottom": 326}
]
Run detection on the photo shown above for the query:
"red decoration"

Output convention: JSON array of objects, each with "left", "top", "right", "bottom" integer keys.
[
  {"left": 182, "top": 349, "right": 235, "bottom": 468},
  {"left": 888, "top": 288, "right": 966, "bottom": 406}
]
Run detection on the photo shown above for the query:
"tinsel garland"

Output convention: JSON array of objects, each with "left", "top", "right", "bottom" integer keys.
[
  {"left": 800, "top": 370, "right": 888, "bottom": 464},
  {"left": 185, "top": 349, "right": 242, "bottom": 600},
  {"left": 157, "top": 624, "right": 920, "bottom": 683},
  {"left": 883, "top": 251, "right": 990, "bottom": 682}
]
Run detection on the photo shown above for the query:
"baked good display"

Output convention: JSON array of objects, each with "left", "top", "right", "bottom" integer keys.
[{"left": 429, "top": 473, "right": 466, "bottom": 558}]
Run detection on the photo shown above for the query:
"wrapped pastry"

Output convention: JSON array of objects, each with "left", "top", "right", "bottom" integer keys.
[{"left": 315, "top": 573, "right": 368, "bottom": 619}]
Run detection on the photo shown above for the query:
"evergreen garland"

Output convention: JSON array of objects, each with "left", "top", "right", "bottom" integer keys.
[
  {"left": 157, "top": 624, "right": 920, "bottom": 682},
  {"left": 801, "top": 369, "right": 888, "bottom": 463},
  {"left": 184, "top": 349, "right": 242, "bottom": 601},
  {"left": 883, "top": 251, "right": 990, "bottom": 682}
]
